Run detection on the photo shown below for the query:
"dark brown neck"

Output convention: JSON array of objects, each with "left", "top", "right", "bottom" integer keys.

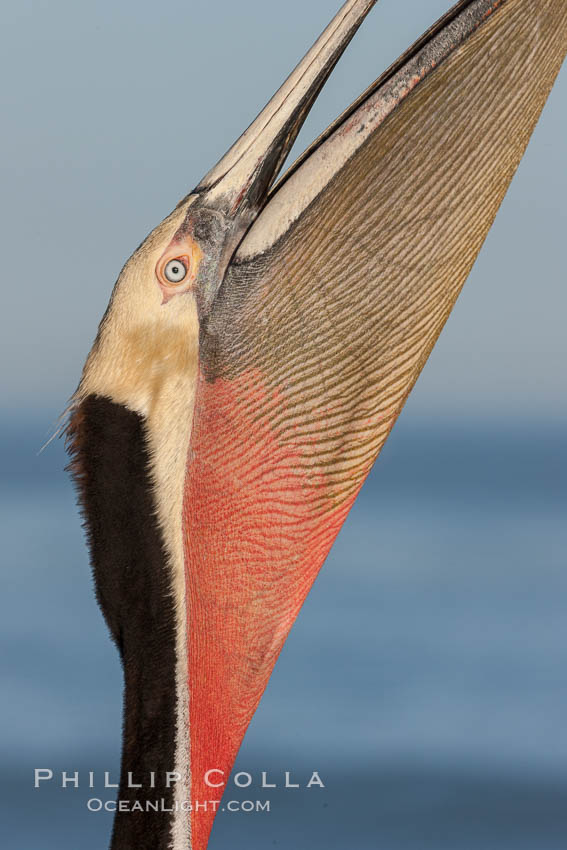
[{"left": 67, "top": 394, "right": 180, "bottom": 849}]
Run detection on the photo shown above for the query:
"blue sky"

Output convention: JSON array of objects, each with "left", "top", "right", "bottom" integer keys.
[{"left": 1, "top": 0, "right": 565, "bottom": 422}]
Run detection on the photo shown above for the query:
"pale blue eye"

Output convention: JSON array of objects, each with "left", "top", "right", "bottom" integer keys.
[{"left": 164, "top": 258, "right": 187, "bottom": 283}]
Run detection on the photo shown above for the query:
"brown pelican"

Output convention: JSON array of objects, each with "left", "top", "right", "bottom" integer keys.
[{"left": 66, "top": 1, "right": 566, "bottom": 848}]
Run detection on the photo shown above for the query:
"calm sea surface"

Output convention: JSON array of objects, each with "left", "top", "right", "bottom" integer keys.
[{"left": 1, "top": 416, "right": 566, "bottom": 849}]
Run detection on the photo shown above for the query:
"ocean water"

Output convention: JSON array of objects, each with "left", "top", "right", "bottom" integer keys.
[{"left": 1, "top": 415, "right": 566, "bottom": 849}]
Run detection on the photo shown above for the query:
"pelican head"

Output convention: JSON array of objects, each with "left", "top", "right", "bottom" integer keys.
[{"left": 76, "top": 1, "right": 375, "bottom": 423}]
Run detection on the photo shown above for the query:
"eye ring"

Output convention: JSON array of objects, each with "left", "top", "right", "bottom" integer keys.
[{"left": 163, "top": 257, "right": 189, "bottom": 285}]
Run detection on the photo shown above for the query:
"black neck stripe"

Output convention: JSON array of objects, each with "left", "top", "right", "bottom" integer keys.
[{"left": 67, "top": 394, "right": 179, "bottom": 850}]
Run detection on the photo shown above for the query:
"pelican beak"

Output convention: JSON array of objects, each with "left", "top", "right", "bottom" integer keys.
[
  {"left": 196, "top": 0, "right": 377, "bottom": 223},
  {"left": 185, "top": 0, "right": 376, "bottom": 316}
]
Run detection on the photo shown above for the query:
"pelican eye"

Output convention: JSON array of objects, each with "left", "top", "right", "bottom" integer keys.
[{"left": 164, "top": 258, "right": 188, "bottom": 284}]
